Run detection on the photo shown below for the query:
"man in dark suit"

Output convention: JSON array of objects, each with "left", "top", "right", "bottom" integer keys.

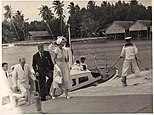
[{"left": 32, "top": 43, "right": 54, "bottom": 101}]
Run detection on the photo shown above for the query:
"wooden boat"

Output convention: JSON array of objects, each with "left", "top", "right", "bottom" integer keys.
[
  {"left": 53, "top": 67, "right": 118, "bottom": 96},
  {"left": 70, "top": 67, "right": 118, "bottom": 91}
]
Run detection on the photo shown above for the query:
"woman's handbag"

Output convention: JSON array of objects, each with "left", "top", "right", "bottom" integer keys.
[{"left": 54, "top": 75, "right": 62, "bottom": 84}]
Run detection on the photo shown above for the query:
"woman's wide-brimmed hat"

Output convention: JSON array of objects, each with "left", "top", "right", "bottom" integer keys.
[{"left": 56, "top": 36, "right": 66, "bottom": 44}]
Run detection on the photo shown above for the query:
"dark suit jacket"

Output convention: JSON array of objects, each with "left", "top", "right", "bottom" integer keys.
[{"left": 32, "top": 51, "right": 54, "bottom": 76}]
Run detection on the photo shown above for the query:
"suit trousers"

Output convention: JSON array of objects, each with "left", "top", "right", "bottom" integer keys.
[
  {"left": 45, "top": 70, "right": 53, "bottom": 95},
  {"left": 37, "top": 70, "right": 53, "bottom": 101}
]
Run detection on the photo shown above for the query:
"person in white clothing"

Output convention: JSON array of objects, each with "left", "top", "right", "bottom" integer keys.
[
  {"left": 1, "top": 62, "right": 10, "bottom": 89},
  {"left": 72, "top": 60, "right": 80, "bottom": 70},
  {"left": 80, "top": 56, "right": 87, "bottom": 71},
  {"left": 120, "top": 37, "right": 141, "bottom": 87},
  {"left": 12, "top": 58, "right": 33, "bottom": 103}
]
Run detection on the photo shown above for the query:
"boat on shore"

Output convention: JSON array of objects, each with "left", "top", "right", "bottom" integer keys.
[
  {"left": 53, "top": 66, "right": 118, "bottom": 96},
  {"left": 70, "top": 67, "right": 118, "bottom": 91}
]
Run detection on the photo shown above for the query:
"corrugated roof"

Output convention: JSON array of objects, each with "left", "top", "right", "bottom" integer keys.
[
  {"left": 114, "top": 21, "right": 134, "bottom": 29},
  {"left": 137, "top": 20, "right": 152, "bottom": 27},
  {"left": 28, "top": 31, "right": 50, "bottom": 37}
]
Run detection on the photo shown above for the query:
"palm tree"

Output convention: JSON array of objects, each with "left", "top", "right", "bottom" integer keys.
[
  {"left": 14, "top": 10, "right": 29, "bottom": 40},
  {"left": 52, "top": 0, "right": 65, "bottom": 35},
  {"left": 67, "top": 2, "right": 76, "bottom": 38},
  {"left": 68, "top": 2, "right": 76, "bottom": 17},
  {"left": 38, "top": 5, "right": 55, "bottom": 39},
  {"left": 3, "top": 5, "right": 20, "bottom": 40}
]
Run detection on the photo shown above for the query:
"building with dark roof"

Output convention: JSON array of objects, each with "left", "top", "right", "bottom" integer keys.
[
  {"left": 27, "top": 31, "right": 51, "bottom": 40},
  {"left": 129, "top": 20, "right": 152, "bottom": 39},
  {"left": 105, "top": 21, "right": 134, "bottom": 40}
]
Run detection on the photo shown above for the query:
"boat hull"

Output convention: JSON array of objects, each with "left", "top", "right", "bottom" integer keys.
[{"left": 53, "top": 67, "right": 118, "bottom": 96}]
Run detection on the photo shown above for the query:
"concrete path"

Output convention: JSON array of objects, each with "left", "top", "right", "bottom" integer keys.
[
  {"left": 2, "top": 70, "right": 153, "bottom": 114},
  {"left": 8, "top": 94, "right": 153, "bottom": 114}
]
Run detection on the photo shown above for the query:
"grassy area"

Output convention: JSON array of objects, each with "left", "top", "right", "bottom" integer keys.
[
  {"left": 2, "top": 40, "right": 152, "bottom": 75},
  {"left": 72, "top": 40, "right": 152, "bottom": 75}
]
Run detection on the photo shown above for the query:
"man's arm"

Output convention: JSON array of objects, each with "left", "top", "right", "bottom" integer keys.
[
  {"left": 32, "top": 54, "right": 37, "bottom": 73},
  {"left": 28, "top": 65, "right": 37, "bottom": 81},
  {"left": 134, "top": 44, "right": 138, "bottom": 55},
  {"left": 32, "top": 54, "right": 40, "bottom": 77},
  {"left": 12, "top": 67, "right": 18, "bottom": 92},
  {"left": 120, "top": 46, "right": 125, "bottom": 58}
]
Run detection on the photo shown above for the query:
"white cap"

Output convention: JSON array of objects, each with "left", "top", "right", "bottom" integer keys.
[{"left": 125, "top": 37, "right": 131, "bottom": 40}]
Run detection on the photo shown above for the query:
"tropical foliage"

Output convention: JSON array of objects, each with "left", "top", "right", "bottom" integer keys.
[{"left": 2, "top": 0, "right": 152, "bottom": 43}]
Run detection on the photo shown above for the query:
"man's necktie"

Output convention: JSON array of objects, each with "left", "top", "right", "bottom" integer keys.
[
  {"left": 22, "top": 66, "right": 24, "bottom": 70},
  {"left": 5, "top": 71, "right": 8, "bottom": 78},
  {"left": 41, "top": 52, "right": 44, "bottom": 59}
]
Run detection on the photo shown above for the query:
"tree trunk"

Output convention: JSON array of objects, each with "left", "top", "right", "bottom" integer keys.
[
  {"left": 11, "top": 20, "right": 20, "bottom": 40},
  {"left": 22, "top": 29, "right": 26, "bottom": 40},
  {"left": 61, "top": 16, "right": 63, "bottom": 36},
  {"left": 45, "top": 22, "right": 55, "bottom": 39}
]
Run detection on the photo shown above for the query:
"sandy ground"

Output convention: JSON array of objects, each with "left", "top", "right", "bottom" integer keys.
[{"left": 1, "top": 69, "right": 152, "bottom": 114}]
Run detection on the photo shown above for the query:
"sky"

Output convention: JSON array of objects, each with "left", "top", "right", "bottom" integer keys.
[{"left": 1, "top": 0, "right": 152, "bottom": 22}]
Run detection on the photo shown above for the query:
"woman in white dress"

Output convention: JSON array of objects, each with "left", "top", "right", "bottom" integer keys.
[{"left": 52, "top": 36, "right": 72, "bottom": 99}]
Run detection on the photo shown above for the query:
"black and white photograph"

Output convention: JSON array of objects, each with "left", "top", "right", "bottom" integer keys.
[{"left": 0, "top": 0, "right": 152, "bottom": 114}]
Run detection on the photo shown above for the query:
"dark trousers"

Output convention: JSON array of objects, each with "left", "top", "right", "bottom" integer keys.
[
  {"left": 37, "top": 70, "right": 53, "bottom": 101},
  {"left": 38, "top": 76, "right": 46, "bottom": 101},
  {"left": 45, "top": 70, "right": 53, "bottom": 96}
]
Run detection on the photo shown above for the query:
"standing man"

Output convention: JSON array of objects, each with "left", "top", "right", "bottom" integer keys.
[
  {"left": 12, "top": 58, "right": 32, "bottom": 104},
  {"left": 120, "top": 37, "right": 141, "bottom": 87},
  {"left": 32, "top": 43, "right": 54, "bottom": 101}
]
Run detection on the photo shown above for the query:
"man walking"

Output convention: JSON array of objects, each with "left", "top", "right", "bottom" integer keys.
[
  {"left": 32, "top": 43, "right": 54, "bottom": 101},
  {"left": 120, "top": 37, "right": 141, "bottom": 87},
  {"left": 12, "top": 58, "right": 32, "bottom": 104}
]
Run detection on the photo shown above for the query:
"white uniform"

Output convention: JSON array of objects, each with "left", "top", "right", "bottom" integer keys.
[
  {"left": 1, "top": 69, "right": 10, "bottom": 90},
  {"left": 80, "top": 63, "right": 87, "bottom": 71},
  {"left": 121, "top": 43, "right": 141, "bottom": 77},
  {"left": 12, "top": 64, "right": 31, "bottom": 96},
  {"left": 72, "top": 62, "right": 80, "bottom": 70}
]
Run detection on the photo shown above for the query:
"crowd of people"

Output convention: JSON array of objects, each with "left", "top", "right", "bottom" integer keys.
[
  {"left": 1, "top": 36, "right": 141, "bottom": 108},
  {"left": 1, "top": 36, "right": 89, "bottom": 105}
]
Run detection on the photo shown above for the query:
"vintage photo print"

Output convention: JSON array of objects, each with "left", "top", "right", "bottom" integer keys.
[{"left": 1, "top": 0, "right": 152, "bottom": 114}]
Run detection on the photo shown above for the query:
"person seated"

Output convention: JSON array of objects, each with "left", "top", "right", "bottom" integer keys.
[
  {"left": 1, "top": 62, "right": 11, "bottom": 89},
  {"left": 72, "top": 60, "right": 80, "bottom": 70},
  {"left": 80, "top": 56, "right": 87, "bottom": 71}
]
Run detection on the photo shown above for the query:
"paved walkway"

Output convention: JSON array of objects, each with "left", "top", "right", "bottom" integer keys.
[
  {"left": 2, "top": 70, "right": 153, "bottom": 114},
  {"left": 6, "top": 94, "right": 153, "bottom": 114}
]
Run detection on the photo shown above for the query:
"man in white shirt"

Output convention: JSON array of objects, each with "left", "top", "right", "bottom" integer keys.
[
  {"left": 1, "top": 62, "right": 10, "bottom": 89},
  {"left": 120, "top": 37, "right": 141, "bottom": 87},
  {"left": 12, "top": 58, "right": 33, "bottom": 103}
]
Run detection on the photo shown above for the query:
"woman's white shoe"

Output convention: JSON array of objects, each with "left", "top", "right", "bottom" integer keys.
[
  {"left": 66, "top": 96, "right": 70, "bottom": 99},
  {"left": 52, "top": 96, "right": 56, "bottom": 99}
]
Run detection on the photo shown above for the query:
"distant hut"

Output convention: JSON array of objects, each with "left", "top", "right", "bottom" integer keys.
[
  {"left": 129, "top": 20, "right": 152, "bottom": 40},
  {"left": 27, "top": 31, "right": 51, "bottom": 40},
  {"left": 105, "top": 21, "right": 134, "bottom": 40}
]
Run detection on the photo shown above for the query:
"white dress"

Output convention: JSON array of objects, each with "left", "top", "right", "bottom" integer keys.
[{"left": 52, "top": 47, "right": 72, "bottom": 89}]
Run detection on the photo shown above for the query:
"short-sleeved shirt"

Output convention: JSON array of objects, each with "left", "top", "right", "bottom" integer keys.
[{"left": 120, "top": 43, "right": 138, "bottom": 60}]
